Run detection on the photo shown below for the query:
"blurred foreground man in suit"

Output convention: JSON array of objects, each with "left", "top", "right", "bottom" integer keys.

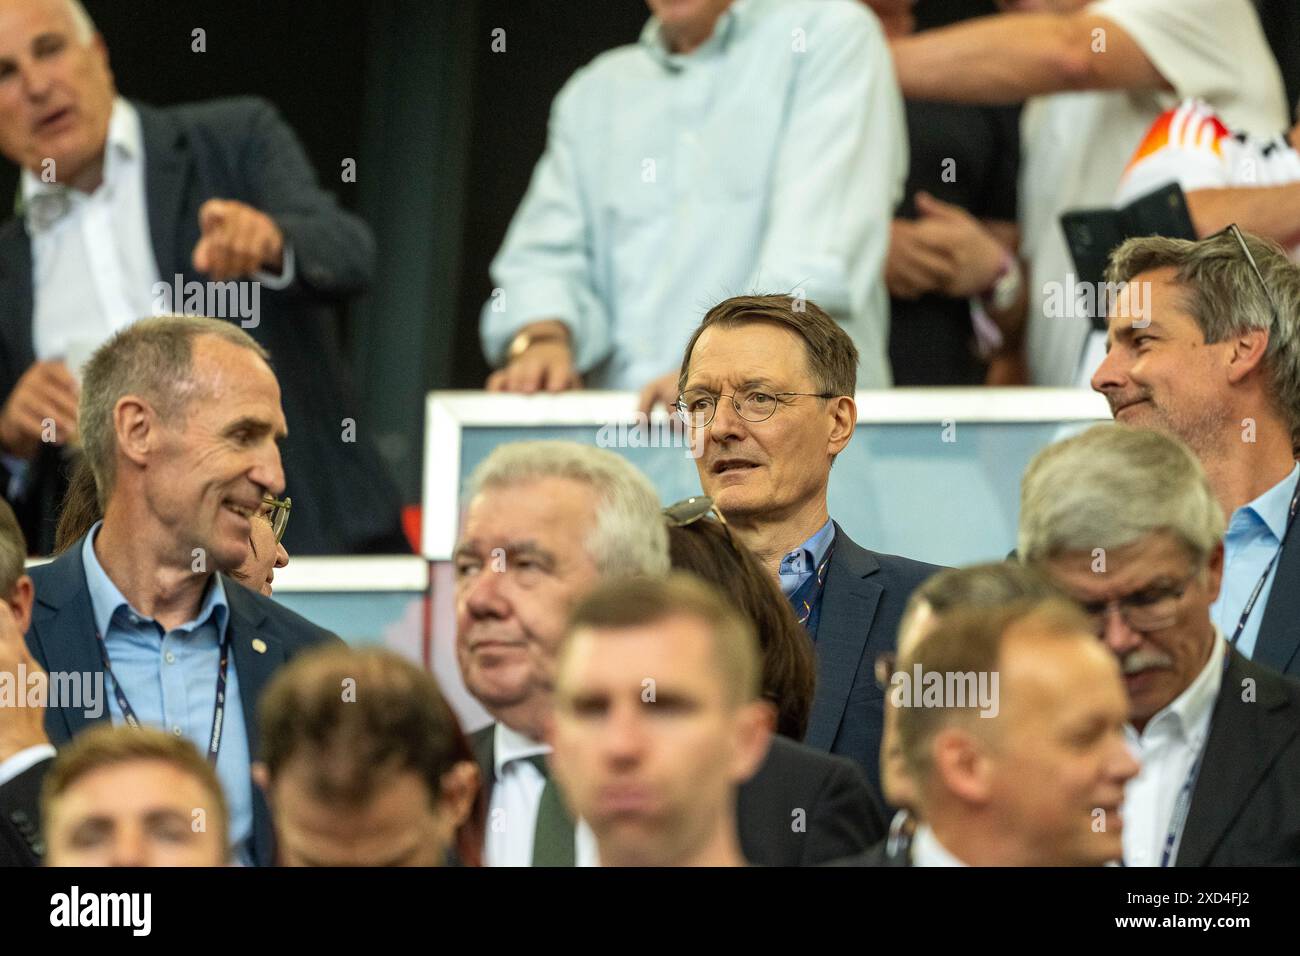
[
  {"left": 0, "top": 0, "right": 403, "bottom": 554},
  {"left": 454, "top": 440, "right": 882, "bottom": 866},
  {"left": 841, "top": 598, "right": 1137, "bottom": 866},
  {"left": 1021, "top": 424, "right": 1300, "bottom": 865},
  {"left": 550, "top": 574, "right": 772, "bottom": 867}
]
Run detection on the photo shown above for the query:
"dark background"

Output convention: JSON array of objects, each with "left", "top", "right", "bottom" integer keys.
[{"left": 3, "top": 0, "right": 1295, "bottom": 503}]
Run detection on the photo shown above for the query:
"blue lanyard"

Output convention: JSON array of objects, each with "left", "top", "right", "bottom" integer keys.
[
  {"left": 794, "top": 544, "right": 836, "bottom": 626},
  {"left": 95, "top": 626, "right": 231, "bottom": 765},
  {"left": 1226, "top": 477, "right": 1300, "bottom": 647}
]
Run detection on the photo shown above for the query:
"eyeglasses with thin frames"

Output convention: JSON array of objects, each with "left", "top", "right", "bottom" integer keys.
[
  {"left": 258, "top": 494, "right": 292, "bottom": 543},
  {"left": 662, "top": 494, "right": 734, "bottom": 548},
  {"left": 1215, "top": 223, "right": 1280, "bottom": 325},
  {"left": 675, "top": 387, "right": 837, "bottom": 429}
]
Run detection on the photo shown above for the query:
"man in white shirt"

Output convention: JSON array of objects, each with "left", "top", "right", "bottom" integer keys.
[
  {"left": 1091, "top": 230, "right": 1300, "bottom": 677},
  {"left": 1021, "top": 424, "right": 1300, "bottom": 865},
  {"left": 549, "top": 574, "right": 771, "bottom": 867},
  {"left": 482, "top": 0, "right": 906, "bottom": 405},
  {"left": 839, "top": 595, "right": 1136, "bottom": 866},
  {"left": 891, "top": 0, "right": 1289, "bottom": 386}
]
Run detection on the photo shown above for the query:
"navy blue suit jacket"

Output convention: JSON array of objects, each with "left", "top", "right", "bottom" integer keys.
[
  {"left": 0, "top": 96, "right": 404, "bottom": 555},
  {"left": 1, "top": 534, "right": 340, "bottom": 866},
  {"left": 803, "top": 523, "right": 942, "bottom": 795},
  {"left": 1254, "top": 530, "right": 1300, "bottom": 679}
]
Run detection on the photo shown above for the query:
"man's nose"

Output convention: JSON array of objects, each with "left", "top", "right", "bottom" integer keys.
[
  {"left": 107, "top": 824, "right": 148, "bottom": 868},
  {"left": 251, "top": 442, "right": 286, "bottom": 497},
  {"left": 20, "top": 58, "right": 56, "bottom": 102},
  {"left": 1100, "top": 607, "right": 1144, "bottom": 657},
  {"left": 273, "top": 542, "right": 289, "bottom": 568},
  {"left": 1090, "top": 345, "right": 1127, "bottom": 395},
  {"left": 708, "top": 396, "right": 748, "bottom": 443},
  {"left": 602, "top": 701, "right": 647, "bottom": 763},
  {"left": 460, "top": 563, "right": 510, "bottom": 619},
  {"left": 1111, "top": 736, "right": 1142, "bottom": 784}
]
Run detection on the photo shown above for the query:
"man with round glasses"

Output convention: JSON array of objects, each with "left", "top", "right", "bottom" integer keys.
[
  {"left": 1019, "top": 423, "right": 1300, "bottom": 865},
  {"left": 675, "top": 293, "right": 940, "bottom": 795}
]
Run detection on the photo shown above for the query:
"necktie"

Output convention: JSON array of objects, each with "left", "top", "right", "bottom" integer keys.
[{"left": 522, "top": 754, "right": 576, "bottom": 867}]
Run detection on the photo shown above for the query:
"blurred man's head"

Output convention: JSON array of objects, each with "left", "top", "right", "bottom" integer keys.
[
  {"left": 550, "top": 574, "right": 771, "bottom": 866},
  {"left": 0, "top": 0, "right": 115, "bottom": 190},
  {"left": 229, "top": 494, "right": 290, "bottom": 596},
  {"left": 1092, "top": 231, "right": 1300, "bottom": 456},
  {"left": 883, "top": 562, "right": 1061, "bottom": 810},
  {"left": 678, "top": 295, "right": 857, "bottom": 528},
  {"left": 1020, "top": 425, "right": 1225, "bottom": 732},
  {"left": 42, "top": 724, "right": 229, "bottom": 867},
  {"left": 897, "top": 600, "right": 1137, "bottom": 866},
  {"left": 0, "top": 498, "right": 34, "bottom": 632},
  {"left": 254, "top": 646, "right": 481, "bottom": 867},
  {"left": 81, "top": 315, "right": 287, "bottom": 574},
  {"left": 454, "top": 441, "right": 669, "bottom": 740}
]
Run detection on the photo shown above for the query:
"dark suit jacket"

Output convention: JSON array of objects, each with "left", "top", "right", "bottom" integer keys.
[
  {"left": 0, "top": 534, "right": 340, "bottom": 866},
  {"left": 469, "top": 725, "right": 885, "bottom": 866},
  {"left": 1177, "top": 648, "right": 1300, "bottom": 866},
  {"left": 804, "top": 523, "right": 942, "bottom": 793},
  {"left": 0, "top": 96, "right": 405, "bottom": 555},
  {"left": 0, "top": 759, "right": 47, "bottom": 867},
  {"left": 1254, "top": 532, "right": 1300, "bottom": 678},
  {"left": 828, "top": 836, "right": 910, "bottom": 867}
]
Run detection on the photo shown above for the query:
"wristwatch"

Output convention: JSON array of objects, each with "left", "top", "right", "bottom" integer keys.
[
  {"left": 507, "top": 328, "right": 569, "bottom": 361},
  {"left": 981, "top": 250, "right": 1023, "bottom": 313}
]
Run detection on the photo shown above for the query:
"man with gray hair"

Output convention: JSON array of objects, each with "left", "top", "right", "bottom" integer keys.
[
  {"left": 1092, "top": 229, "right": 1300, "bottom": 678},
  {"left": 0, "top": 315, "right": 338, "bottom": 867},
  {"left": 454, "top": 439, "right": 882, "bottom": 866},
  {"left": 1020, "top": 423, "right": 1300, "bottom": 865},
  {"left": 0, "top": 0, "right": 402, "bottom": 555}
]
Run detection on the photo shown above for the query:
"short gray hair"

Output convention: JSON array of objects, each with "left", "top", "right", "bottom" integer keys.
[
  {"left": 0, "top": 497, "right": 26, "bottom": 596},
  {"left": 1018, "top": 424, "right": 1224, "bottom": 564},
  {"left": 465, "top": 441, "right": 669, "bottom": 578},
  {"left": 80, "top": 315, "right": 270, "bottom": 509},
  {"left": 1106, "top": 230, "right": 1300, "bottom": 438}
]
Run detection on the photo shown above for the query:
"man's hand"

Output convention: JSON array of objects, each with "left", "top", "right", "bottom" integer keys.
[
  {"left": 0, "top": 600, "right": 50, "bottom": 763},
  {"left": 636, "top": 371, "right": 681, "bottom": 417},
  {"left": 911, "top": 191, "right": 1007, "bottom": 299},
  {"left": 192, "top": 199, "right": 285, "bottom": 281},
  {"left": 486, "top": 321, "right": 582, "bottom": 393},
  {"left": 885, "top": 218, "right": 958, "bottom": 300},
  {"left": 0, "top": 361, "right": 79, "bottom": 460}
]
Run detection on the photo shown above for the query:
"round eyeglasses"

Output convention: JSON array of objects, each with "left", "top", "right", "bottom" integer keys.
[
  {"left": 674, "top": 387, "right": 837, "bottom": 428},
  {"left": 256, "top": 494, "right": 292, "bottom": 543}
]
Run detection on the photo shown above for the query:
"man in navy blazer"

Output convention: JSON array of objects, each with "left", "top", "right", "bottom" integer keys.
[
  {"left": 0, "top": 315, "right": 337, "bottom": 866},
  {"left": 676, "top": 294, "right": 941, "bottom": 793},
  {"left": 0, "top": 0, "right": 403, "bottom": 555}
]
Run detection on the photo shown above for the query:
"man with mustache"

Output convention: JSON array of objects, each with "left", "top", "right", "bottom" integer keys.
[
  {"left": 454, "top": 440, "right": 884, "bottom": 866},
  {"left": 1020, "top": 424, "right": 1300, "bottom": 865},
  {"left": 676, "top": 293, "right": 940, "bottom": 791},
  {"left": 1092, "top": 229, "right": 1300, "bottom": 678}
]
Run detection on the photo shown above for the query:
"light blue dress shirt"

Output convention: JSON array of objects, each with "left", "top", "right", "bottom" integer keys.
[
  {"left": 1210, "top": 463, "right": 1300, "bottom": 659},
  {"left": 778, "top": 518, "right": 836, "bottom": 598},
  {"left": 481, "top": 0, "right": 906, "bottom": 389},
  {"left": 81, "top": 524, "right": 254, "bottom": 865}
]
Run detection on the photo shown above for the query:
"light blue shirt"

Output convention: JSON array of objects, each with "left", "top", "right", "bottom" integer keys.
[
  {"left": 481, "top": 0, "right": 905, "bottom": 389},
  {"left": 1210, "top": 463, "right": 1300, "bottom": 659},
  {"left": 778, "top": 518, "right": 835, "bottom": 597},
  {"left": 81, "top": 523, "right": 254, "bottom": 865}
]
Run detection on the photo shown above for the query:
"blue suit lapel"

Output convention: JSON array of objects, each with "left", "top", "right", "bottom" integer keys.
[
  {"left": 225, "top": 581, "right": 281, "bottom": 867},
  {"left": 26, "top": 536, "right": 110, "bottom": 744},
  {"left": 1255, "top": 539, "right": 1300, "bottom": 676},
  {"left": 804, "top": 524, "right": 884, "bottom": 752}
]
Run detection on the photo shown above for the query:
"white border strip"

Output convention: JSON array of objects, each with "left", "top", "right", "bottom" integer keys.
[{"left": 420, "top": 388, "right": 1110, "bottom": 559}]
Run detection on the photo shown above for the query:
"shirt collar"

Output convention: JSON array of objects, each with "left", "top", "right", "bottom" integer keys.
[
  {"left": 493, "top": 721, "right": 550, "bottom": 779},
  {"left": 911, "top": 824, "right": 969, "bottom": 867},
  {"left": 779, "top": 518, "right": 835, "bottom": 579},
  {"left": 81, "top": 520, "right": 230, "bottom": 642},
  {"left": 1231, "top": 462, "right": 1300, "bottom": 543},
  {"left": 20, "top": 96, "right": 142, "bottom": 205},
  {"left": 1129, "top": 628, "right": 1225, "bottom": 745},
  {"left": 639, "top": 0, "right": 748, "bottom": 69}
]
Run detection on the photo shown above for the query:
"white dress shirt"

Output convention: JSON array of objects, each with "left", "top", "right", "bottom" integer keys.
[
  {"left": 910, "top": 824, "right": 968, "bottom": 867},
  {"left": 23, "top": 97, "right": 161, "bottom": 366},
  {"left": 483, "top": 722, "right": 597, "bottom": 867},
  {"left": 1120, "top": 631, "right": 1225, "bottom": 867}
]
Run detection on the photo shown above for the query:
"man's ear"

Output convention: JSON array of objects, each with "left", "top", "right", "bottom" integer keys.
[
  {"left": 6, "top": 575, "right": 34, "bottom": 634},
  {"left": 931, "top": 726, "right": 992, "bottom": 807},
  {"left": 827, "top": 395, "right": 857, "bottom": 456},
  {"left": 251, "top": 762, "right": 271, "bottom": 797},
  {"left": 438, "top": 760, "right": 482, "bottom": 830},
  {"left": 112, "top": 395, "right": 157, "bottom": 469},
  {"left": 1225, "top": 328, "right": 1270, "bottom": 386}
]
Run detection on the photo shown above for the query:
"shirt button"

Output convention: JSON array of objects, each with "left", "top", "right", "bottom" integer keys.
[
  {"left": 172, "top": 726, "right": 183, "bottom": 737},
  {"left": 165, "top": 652, "right": 176, "bottom": 664}
]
